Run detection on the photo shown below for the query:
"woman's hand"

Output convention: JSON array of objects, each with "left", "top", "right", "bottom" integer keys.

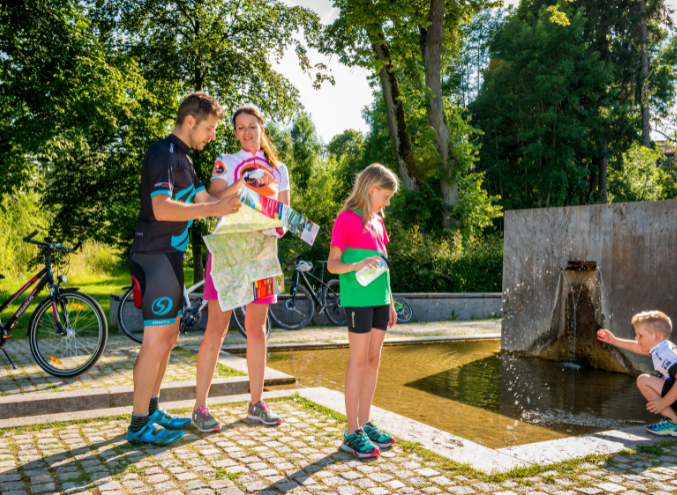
[
  {"left": 388, "top": 303, "right": 397, "bottom": 328},
  {"left": 355, "top": 256, "right": 382, "bottom": 272}
]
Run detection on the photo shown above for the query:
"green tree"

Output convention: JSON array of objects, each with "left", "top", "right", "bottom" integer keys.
[
  {"left": 289, "top": 113, "right": 323, "bottom": 193},
  {"left": 608, "top": 143, "right": 667, "bottom": 202},
  {"left": 0, "top": 0, "right": 146, "bottom": 198},
  {"left": 45, "top": 0, "right": 332, "bottom": 281}
]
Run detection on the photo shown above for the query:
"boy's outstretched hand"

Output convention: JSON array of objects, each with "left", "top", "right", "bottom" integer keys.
[{"left": 597, "top": 329, "right": 615, "bottom": 345}]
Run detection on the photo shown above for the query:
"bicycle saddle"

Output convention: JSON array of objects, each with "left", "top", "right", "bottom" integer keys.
[{"left": 296, "top": 260, "right": 313, "bottom": 272}]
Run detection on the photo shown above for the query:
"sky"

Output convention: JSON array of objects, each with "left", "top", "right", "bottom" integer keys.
[{"left": 276, "top": 0, "right": 676, "bottom": 143}]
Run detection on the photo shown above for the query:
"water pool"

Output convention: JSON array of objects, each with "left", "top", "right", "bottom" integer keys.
[{"left": 264, "top": 341, "right": 655, "bottom": 448}]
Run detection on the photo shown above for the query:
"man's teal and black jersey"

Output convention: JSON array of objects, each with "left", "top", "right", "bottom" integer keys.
[{"left": 132, "top": 134, "right": 205, "bottom": 253}]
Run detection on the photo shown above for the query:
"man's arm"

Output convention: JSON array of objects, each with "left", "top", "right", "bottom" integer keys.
[
  {"left": 597, "top": 329, "right": 650, "bottom": 356},
  {"left": 152, "top": 193, "right": 241, "bottom": 222}
]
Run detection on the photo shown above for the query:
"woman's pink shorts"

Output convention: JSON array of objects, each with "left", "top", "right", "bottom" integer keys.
[{"left": 204, "top": 254, "right": 277, "bottom": 305}]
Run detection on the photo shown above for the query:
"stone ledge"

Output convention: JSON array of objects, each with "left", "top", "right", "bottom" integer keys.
[
  {"left": 218, "top": 333, "right": 501, "bottom": 353},
  {"left": 0, "top": 352, "right": 295, "bottom": 419}
]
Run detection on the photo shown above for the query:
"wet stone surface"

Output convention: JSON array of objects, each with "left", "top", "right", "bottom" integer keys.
[{"left": 1, "top": 399, "right": 677, "bottom": 495}]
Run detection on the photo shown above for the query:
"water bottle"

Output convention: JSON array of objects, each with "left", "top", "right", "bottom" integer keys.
[{"left": 355, "top": 256, "right": 390, "bottom": 287}]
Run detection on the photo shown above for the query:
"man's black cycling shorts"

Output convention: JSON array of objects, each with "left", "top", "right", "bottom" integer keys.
[{"left": 129, "top": 252, "right": 184, "bottom": 327}]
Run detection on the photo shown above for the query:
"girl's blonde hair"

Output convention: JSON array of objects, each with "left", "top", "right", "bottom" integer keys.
[{"left": 342, "top": 163, "right": 399, "bottom": 226}]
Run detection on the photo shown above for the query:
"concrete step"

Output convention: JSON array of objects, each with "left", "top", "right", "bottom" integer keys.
[{"left": 0, "top": 372, "right": 295, "bottom": 419}]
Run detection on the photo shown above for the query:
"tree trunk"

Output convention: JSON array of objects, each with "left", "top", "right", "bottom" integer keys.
[
  {"left": 640, "top": 0, "right": 651, "bottom": 147},
  {"left": 371, "top": 30, "right": 419, "bottom": 191},
  {"left": 420, "top": 0, "right": 456, "bottom": 228}
]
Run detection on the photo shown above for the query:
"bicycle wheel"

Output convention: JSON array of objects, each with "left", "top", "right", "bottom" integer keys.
[
  {"left": 323, "top": 279, "right": 346, "bottom": 326},
  {"left": 232, "top": 306, "right": 271, "bottom": 340},
  {"left": 394, "top": 297, "right": 413, "bottom": 323},
  {"left": 268, "top": 285, "right": 314, "bottom": 330},
  {"left": 117, "top": 288, "right": 143, "bottom": 344},
  {"left": 29, "top": 292, "right": 108, "bottom": 378}
]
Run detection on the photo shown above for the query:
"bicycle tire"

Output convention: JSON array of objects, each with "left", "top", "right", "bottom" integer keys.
[
  {"left": 394, "top": 296, "right": 413, "bottom": 323},
  {"left": 29, "top": 292, "right": 108, "bottom": 378},
  {"left": 323, "top": 279, "right": 346, "bottom": 326},
  {"left": 268, "top": 284, "right": 314, "bottom": 330},
  {"left": 117, "top": 288, "right": 143, "bottom": 344},
  {"left": 232, "top": 306, "right": 271, "bottom": 340}
]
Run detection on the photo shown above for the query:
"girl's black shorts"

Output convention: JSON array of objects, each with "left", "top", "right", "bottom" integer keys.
[{"left": 344, "top": 305, "right": 390, "bottom": 334}]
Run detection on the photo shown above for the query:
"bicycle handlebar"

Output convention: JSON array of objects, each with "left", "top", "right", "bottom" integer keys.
[{"left": 23, "top": 230, "right": 82, "bottom": 254}]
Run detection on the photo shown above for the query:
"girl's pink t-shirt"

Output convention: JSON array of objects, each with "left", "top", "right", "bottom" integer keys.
[{"left": 331, "top": 210, "right": 389, "bottom": 254}]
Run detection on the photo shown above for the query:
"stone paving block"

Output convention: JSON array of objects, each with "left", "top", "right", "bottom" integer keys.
[
  {"left": 417, "top": 469, "right": 441, "bottom": 478},
  {"left": 338, "top": 486, "right": 360, "bottom": 495},
  {"left": 651, "top": 484, "right": 677, "bottom": 492},
  {"left": 369, "top": 488, "right": 391, "bottom": 495},
  {"left": 575, "top": 489, "right": 603, "bottom": 495},
  {"left": 370, "top": 473, "right": 395, "bottom": 483},
  {"left": 30, "top": 483, "right": 56, "bottom": 493},
  {"left": 448, "top": 487, "right": 475, "bottom": 495},
  {"left": 596, "top": 484, "right": 627, "bottom": 493},
  {"left": 473, "top": 483, "right": 501, "bottom": 492}
]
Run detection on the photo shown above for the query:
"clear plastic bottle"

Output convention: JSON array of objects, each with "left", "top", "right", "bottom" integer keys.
[{"left": 355, "top": 256, "right": 390, "bottom": 287}]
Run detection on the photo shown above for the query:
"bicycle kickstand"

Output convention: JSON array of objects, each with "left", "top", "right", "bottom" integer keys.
[{"left": 1, "top": 348, "right": 17, "bottom": 370}]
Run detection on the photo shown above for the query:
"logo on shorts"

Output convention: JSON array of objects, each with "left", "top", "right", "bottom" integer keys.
[{"left": 152, "top": 297, "right": 173, "bottom": 316}]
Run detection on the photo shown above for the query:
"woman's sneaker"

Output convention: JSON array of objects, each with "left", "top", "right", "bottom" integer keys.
[
  {"left": 192, "top": 406, "right": 222, "bottom": 433},
  {"left": 647, "top": 418, "right": 677, "bottom": 436},
  {"left": 341, "top": 428, "right": 380, "bottom": 458},
  {"left": 248, "top": 400, "right": 282, "bottom": 426},
  {"left": 363, "top": 421, "right": 396, "bottom": 448}
]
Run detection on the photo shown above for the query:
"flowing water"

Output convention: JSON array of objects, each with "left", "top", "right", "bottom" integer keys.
[{"left": 264, "top": 341, "right": 654, "bottom": 449}]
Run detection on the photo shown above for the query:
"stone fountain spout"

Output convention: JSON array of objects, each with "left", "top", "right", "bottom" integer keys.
[{"left": 527, "top": 261, "right": 638, "bottom": 373}]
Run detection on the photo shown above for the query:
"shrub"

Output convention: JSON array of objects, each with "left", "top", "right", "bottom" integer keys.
[{"left": 387, "top": 222, "right": 503, "bottom": 293}]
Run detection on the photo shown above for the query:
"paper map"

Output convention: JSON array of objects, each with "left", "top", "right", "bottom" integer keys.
[{"left": 204, "top": 186, "right": 319, "bottom": 311}]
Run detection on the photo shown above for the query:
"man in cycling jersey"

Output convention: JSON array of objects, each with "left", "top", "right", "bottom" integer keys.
[{"left": 127, "top": 92, "right": 242, "bottom": 446}]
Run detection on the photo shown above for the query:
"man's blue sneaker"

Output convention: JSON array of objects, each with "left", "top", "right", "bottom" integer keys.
[
  {"left": 646, "top": 418, "right": 677, "bottom": 436},
  {"left": 150, "top": 408, "right": 191, "bottom": 430},
  {"left": 126, "top": 420, "right": 184, "bottom": 445}
]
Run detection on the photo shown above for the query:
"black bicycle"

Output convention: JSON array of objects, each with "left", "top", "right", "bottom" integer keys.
[
  {"left": 117, "top": 278, "right": 271, "bottom": 343},
  {"left": 0, "top": 231, "right": 108, "bottom": 377},
  {"left": 269, "top": 256, "right": 345, "bottom": 330}
]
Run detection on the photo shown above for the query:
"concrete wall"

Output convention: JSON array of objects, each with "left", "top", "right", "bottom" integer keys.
[
  {"left": 110, "top": 292, "right": 502, "bottom": 333},
  {"left": 502, "top": 199, "right": 677, "bottom": 374}
]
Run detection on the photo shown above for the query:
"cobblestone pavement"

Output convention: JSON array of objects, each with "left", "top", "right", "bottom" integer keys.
[
  {"left": 0, "top": 336, "right": 243, "bottom": 398},
  {"left": 0, "top": 398, "right": 675, "bottom": 495}
]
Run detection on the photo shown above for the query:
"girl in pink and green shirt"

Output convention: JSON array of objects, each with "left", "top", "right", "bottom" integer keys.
[{"left": 328, "top": 163, "right": 399, "bottom": 459}]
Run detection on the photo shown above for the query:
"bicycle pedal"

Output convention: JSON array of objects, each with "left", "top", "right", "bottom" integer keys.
[{"left": 1, "top": 333, "right": 10, "bottom": 339}]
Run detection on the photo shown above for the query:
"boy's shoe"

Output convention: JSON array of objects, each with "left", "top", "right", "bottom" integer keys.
[
  {"left": 127, "top": 420, "right": 184, "bottom": 445},
  {"left": 192, "top": 405, "right": 222, "bottom": 433},
  {"left": 150, "top": 408, "right": 191, "bottom": 430},
  {"left": 248, "top": 400, "right": 282, "bottom": 426},
  {"left": 341, "top": 428, "right": 381, "bottom": 459},
  {"left": 363, "top": 421, "right": 396, "bottom": 448},
  {"left": 647, "top": 418, "right": 677, "bottom": 436}
]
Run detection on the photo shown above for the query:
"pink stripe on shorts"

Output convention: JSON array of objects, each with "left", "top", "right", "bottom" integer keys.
[{"left": 204, "top": 254, "right": 277, "bottom": 304}]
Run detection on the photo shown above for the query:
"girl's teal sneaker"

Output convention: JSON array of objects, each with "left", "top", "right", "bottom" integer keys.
[
  {"left": 363, "top": 421, "right": 396, "bottom": 448},
  {"left": 341, "top": 428, "right": 380, "bottom": 458}
]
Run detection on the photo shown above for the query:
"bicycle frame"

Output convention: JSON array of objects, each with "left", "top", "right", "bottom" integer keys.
[
  {"left": 0, "top": 255, "right": 64, "bottom": 336},
  {"left": 291, "top": 270, "right": 331, "bottom": 311}
]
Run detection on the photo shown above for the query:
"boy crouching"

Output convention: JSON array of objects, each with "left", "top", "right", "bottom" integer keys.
[{"left": 597, "top": 311, "right": 677, "bottom": 435}]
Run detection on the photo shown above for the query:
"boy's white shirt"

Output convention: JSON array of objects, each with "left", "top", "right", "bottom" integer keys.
[{"left": 649, "top": 339, "right": 677, "bottom": 380}]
